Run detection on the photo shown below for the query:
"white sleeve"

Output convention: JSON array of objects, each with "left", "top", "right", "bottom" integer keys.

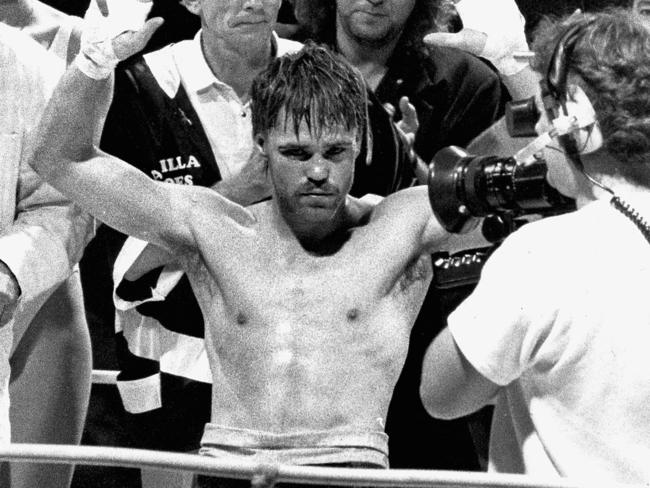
[
  {"left": 0, "top": 163, "right": 95, "bottom": 303},
  {"left": 447, "top": 225, "right": 561, "bottom": 386}
]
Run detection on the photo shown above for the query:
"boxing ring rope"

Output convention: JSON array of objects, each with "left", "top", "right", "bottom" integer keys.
[
  {"left": 82, "top": 372, "right": 644, "bottom": 488},
  {"left": 91, "top": 369, "right": 119, "bottom": 384},
  {"left": 0, "top": 443, "right": 639, "bottom": 488}
]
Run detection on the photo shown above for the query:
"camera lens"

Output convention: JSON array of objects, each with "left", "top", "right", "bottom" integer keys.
[{"left": 428, "top": 146, "right": 575, "bottom": 237}]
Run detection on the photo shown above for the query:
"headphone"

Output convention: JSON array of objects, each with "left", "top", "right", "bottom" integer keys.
[{"left": 541, "top": 19, "right": 603, "bottom": 166}]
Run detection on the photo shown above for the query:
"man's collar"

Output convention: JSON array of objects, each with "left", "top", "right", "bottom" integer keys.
[
  {"left": 175, "top": 30, "right": 282, "bottom": 94},
  {"left": 172, "top": 31, "right": 222, "bottom": 93}
]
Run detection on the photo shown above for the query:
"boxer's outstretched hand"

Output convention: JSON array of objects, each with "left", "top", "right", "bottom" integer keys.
[
  {"left": 90, "top": 0, "right": 162, "bottom": 59},
  {"left": 77, "top": 0, "right": 163, "bottom": 78}
]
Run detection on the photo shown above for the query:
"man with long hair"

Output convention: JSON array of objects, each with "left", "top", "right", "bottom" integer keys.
[{"left": 295, "top": 0, "right": 509, "bottom": 164}]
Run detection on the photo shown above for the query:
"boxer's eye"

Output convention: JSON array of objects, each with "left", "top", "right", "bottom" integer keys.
[
  {"left": 324, "top": 147, "right": 347, "bottom": 161},
  {"left": 279, "top": 147, "right": 311, "bottom": 161}
]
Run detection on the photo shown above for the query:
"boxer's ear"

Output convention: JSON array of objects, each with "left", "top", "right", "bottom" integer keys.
[{"left": 254, "top": 133, "right": 267, "bottom": 156}]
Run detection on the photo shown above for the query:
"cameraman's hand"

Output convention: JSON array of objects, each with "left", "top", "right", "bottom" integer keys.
[{"left": 424, "top": 0, "right": 529, "bottom": 77}]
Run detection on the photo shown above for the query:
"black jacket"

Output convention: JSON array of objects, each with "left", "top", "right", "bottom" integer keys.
[{"left": 375, "top": 45, "right": 510, "bottom": 165}]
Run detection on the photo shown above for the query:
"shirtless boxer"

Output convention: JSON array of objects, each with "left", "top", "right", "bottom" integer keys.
[{"left": 28, "top": 24, "right": 451, "bottom": 471}]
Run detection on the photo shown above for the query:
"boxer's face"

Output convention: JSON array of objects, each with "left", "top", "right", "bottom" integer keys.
[
  {"left": 260, "top": 115, "right": 358, "bottom": 226},
  {"left": 336, "top": 0, "right": 416, "bottom": 46}
]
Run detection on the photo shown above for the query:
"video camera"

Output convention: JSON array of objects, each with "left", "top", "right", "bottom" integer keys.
[
  {"left": 427, "top": 97, "right": 576, "bottom": 290},
  {"left": 427, "top": 96, "right": 575, "bottom": 244}
]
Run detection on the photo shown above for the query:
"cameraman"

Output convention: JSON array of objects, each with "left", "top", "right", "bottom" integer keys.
[{"left": 420, "top": 8, "right": 650, "bottom": 484}]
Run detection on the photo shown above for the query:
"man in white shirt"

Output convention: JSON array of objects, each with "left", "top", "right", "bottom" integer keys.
[{"left": 420, "top": 9, "right": 650, "bottom": 485}]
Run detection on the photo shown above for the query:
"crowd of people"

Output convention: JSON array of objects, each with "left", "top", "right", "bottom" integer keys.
[{"left": 0, "top": 0, "right": 649, "bottom": 487}]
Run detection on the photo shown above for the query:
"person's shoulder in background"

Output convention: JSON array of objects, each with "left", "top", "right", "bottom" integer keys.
[
  {"left": 0, "top": 24, "right": 63, "bottom": 128},
  {"left": 423, "top": 43, "right": 505, "bottom": 91}
]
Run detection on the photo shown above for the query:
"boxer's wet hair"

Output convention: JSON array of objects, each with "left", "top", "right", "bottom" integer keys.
[{"left": 251, "top": 42, "right": 367, "bottom": 141}]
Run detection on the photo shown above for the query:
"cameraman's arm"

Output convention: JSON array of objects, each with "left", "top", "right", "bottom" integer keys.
[
  {"left": 420, "top": 224, "right": 558, "bottom": 419},
  {"left": 420, "top": 327, "right": 499, "bottom": 420}
]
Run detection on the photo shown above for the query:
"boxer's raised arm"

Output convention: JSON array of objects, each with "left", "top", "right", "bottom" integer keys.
[
  {"left": 369, "top": 186, "right": 451, "bottom": 257},
  {"left": 370, "top": 184, "right": 490, "bottom": 264},
  {"left": 28, "top": 62, "right": 213, "bottom": 254},
  {"left": 27, "top": 6, "right": 205, "bottom": 253}
]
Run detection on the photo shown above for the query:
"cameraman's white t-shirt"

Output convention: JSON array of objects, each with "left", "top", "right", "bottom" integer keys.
[{"left": 448, "top": 198, "right": 650, "bottom": 484}]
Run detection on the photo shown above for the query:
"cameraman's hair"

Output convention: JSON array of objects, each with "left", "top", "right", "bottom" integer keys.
[
  {"left": 532, "top": 8, "right": 650, "bottom": 166},
  {"left": 251, "top": 42, "right": 367, "bottom": 141}
]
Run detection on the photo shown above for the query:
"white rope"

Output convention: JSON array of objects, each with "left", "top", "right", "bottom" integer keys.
[
  {"left": 0, "top": 444, "right": 643, "bottom": 488},
  {"left": 91, "top": 369, "right": 119, "bottom": 385}
]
